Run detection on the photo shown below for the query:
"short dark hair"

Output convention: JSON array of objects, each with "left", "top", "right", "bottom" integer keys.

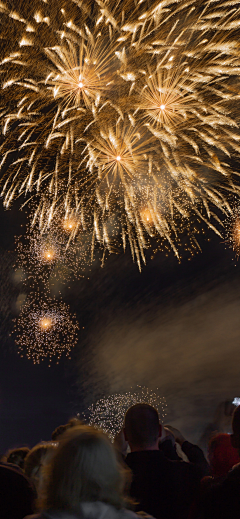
[
  {"left": 40, "top": 426, "right": 129, "bottom": 513},
  {"left": 124, "top": 403, "right": 160, "bottom": 448}
]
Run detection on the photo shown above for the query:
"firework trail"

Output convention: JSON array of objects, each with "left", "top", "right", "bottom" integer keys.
[{"left": 1, "top": 0, "right": 240, "bottom": 267}]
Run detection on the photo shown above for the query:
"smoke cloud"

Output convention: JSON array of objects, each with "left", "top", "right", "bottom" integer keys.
[{"left": 79, "top": 255, "right": 240, "bottom": 444}]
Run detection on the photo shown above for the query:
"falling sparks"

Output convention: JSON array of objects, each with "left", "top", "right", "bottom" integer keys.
[
  {"left": 83, "top": 386, "right": 167, "bottom": 441},
  {"left": 14, "top": 295, "right": 79, "bottom": 364},
  {"left": 224, "top": 203, "right": 240, "bottom": 259},
  {"left": 0, "top": 0, "right": 240, "bottom": 268},
  {"left": 233, "top": 219, "right": 240, "bottom": 255}
]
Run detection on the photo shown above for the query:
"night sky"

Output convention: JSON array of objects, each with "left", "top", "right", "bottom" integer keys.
[{"left": 1, "top": 199, "right": 240, "bottom": 454}]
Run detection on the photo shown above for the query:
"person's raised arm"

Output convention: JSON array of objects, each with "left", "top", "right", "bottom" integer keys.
[{"left": 165, "top": 425, "right": 210, "bottom": 477}]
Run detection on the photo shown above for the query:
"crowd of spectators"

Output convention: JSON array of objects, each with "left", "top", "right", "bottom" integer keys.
[{"left": 1, "top": 401, "right": 240, "bottom": 519}]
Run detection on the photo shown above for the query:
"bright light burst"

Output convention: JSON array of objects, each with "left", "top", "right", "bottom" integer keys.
[
  {"left": 1, "top": 0, "right": 240, "bottom": 268},
  {"left": 14, "top": 295, "right": 79, "bottom": 364},
  {"left": 62, "top": 218, "right": 77, "bottom": 231},
  {"left": 83, "top": 386, "right": 167, "bottom": 441},
  {"left": 138, "top": 67, "right": 192, "bottom": 127},
  {"left": 46, "top": 38, "right": 113, "bottom": 109},
  {"left": 39, "top": 316, "right": 53, "bottom": 330}
]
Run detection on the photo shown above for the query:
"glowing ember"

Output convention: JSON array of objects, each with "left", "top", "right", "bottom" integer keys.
[
  {"left": 43, "top": 249, "right": 55, "bottom": 261},
  {"left": 39, "top": 317, "right": 52, "bottom": 330},
  {"left": 63, "top": 219, "right": 76, "bottom": 231},
  {"left": 141, "top": 208, "right": 153, "bottom": 224}
]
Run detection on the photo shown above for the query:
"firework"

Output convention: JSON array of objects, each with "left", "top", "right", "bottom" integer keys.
[
  {"left": 62, "top": 217, "right": 77, "bottom": 232},
  {"left": 15, "top": 209, "right": 94, "bottom": 287},
  {"left": 1, "top": 0, "right": 240, "bottom": 267},
  {"left": 224, "top": 200, "right": 240, "bottom": 258},
  {"left": 233, "top": 219, "right": 240, "bottom": 256},
  {"left": 83, "top": 386, "right": 167, "bottom": 441},
  {"left": 14, "top": 294, "right": 79, "bottom": 364}
]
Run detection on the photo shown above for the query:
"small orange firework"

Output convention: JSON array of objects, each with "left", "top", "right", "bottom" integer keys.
[{"left": 14, "top": 296, "right": 79, "bottom": 364}]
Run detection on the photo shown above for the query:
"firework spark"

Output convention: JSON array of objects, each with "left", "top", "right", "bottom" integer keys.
[
  {"left": 1, "top": 0, "right": 240, "bottom": 267},
  {"left": 83, "top": 386, "right": 167, "bottom": 441},
  {"left": 14, "top": 294, "right": 79, "bottom": 364},
  {"left": 224, "top": 201, "right": 240, "bottom": 258}
]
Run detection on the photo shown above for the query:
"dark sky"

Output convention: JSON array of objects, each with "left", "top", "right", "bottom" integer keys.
[
  {"left": 0, "top": 203, "right": 77, "bottom": 453},
  {"left": 1, "top": 200, "right": 240, "bottom": 454}
]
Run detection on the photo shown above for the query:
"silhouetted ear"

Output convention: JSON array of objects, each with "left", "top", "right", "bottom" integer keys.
[
  {"left": 159, "top": 424, "right": 162, "bottom": 438},
  {"left": 123, "top": 427, "right": 128, "bottom": 442}
]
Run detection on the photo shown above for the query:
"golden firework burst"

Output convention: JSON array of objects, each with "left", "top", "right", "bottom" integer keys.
[
  {"left": 45, "top": 36, "right": 115, "bottom": 110},
  {"left": 86, "top": 123, "right": 153, "bottom": 186},
  {"left": 14, "top": 295, "right": 79, "bottom": 364},
  {"left": 138, "top": 66, "right": 192, "bottom": 127},
  {"left": 1, "top": 0, "right": 240, "bottom": 268}
]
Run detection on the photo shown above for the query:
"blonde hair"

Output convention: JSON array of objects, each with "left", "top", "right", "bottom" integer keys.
[
  {"left": 24, "top": 442, "right": 57, "bottom": 493},
  {"left": 39, "top": 426, "right": 130, "bottom": 514}
]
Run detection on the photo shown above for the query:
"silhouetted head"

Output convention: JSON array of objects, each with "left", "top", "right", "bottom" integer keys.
[{"left": 124, "top": 403, "right": 161, "bottom": 451}]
